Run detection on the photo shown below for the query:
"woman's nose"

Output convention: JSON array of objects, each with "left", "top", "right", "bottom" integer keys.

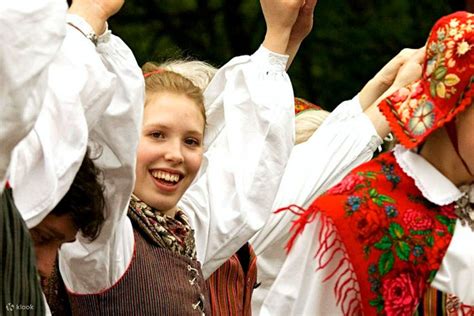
[{"left": 163, "top": 140, "right": 184, "bottom": 164}]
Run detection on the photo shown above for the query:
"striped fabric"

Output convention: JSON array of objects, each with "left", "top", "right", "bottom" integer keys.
[
  {"left": 69, "top": 228, "right": 210, "bottom": 315},
  {"left": 415, "top": 287, "right": 474, "bottom": 316},
  {"left": 1, "top": 188, "right": 45, "bottom": 315},
  {"left": 206, "top": 243, "right": 257, "bottom": 316}
]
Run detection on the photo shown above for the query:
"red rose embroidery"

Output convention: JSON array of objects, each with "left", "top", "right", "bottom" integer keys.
[
  {"left": 403, "top": 208, "right": 434, "bottom": 231},
  {"left": 428, "top": 236, "right": 451, "bottom": 270},
  {"left": 439, "top": 204, "right": 457, "bottom": 219},
  {"left": 382, "top": 273, "right": 420, "bottom": 315},
  {"left": 351, "top": 204, "right": 386, "bottom": 243},
  {"left": 328, "top": 174, "right": 365, "bottom": 195}
]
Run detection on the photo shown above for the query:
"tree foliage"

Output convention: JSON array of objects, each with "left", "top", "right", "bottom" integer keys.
[{"left": 111, "top": 0, "right": 466, "bottom": 110}]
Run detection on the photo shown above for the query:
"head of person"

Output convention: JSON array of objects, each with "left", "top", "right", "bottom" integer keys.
[
  {"left": 379, "top": 11, "right": 474, "bottom": 185},
  {"left": 29, "top": 149, "right": 105, "bottom": 280},
  {"left": 294, "top": 97, "right": 330, "bottom": 145},
  {"left": 133, "top": 60, "right": 217, "bottom": 216}
]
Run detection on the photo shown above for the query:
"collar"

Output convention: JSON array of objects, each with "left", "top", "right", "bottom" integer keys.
[{"left": 393, "top": 145, "right": 465, "bottom": 206}]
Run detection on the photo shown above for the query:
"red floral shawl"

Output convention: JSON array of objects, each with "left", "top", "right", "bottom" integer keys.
[{"left": 286, "top": 151, "right": 457, "bottom": 316}]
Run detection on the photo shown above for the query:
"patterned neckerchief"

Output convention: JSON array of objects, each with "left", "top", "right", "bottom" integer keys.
[{"left": 128, "top": 194, "right": 196, "bottom": 259}]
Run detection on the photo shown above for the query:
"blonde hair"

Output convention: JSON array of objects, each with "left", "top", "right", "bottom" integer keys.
[
  {"left": 295, "top": 109, "right": 330, "bottom": 145},
  {"left": 141, "top": 60, "right": 217, "bottom": 125}
]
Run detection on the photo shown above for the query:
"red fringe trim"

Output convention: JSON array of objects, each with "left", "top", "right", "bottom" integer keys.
[
  {"left": 277, "top": 205, "right": 363, "bottom": 316},
  {"left": 460, "top": 305, "right": 474, "bottom": 316}
]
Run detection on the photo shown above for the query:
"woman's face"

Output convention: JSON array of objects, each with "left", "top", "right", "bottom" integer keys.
[
  {"left": 134, "top": 91, "right": 205, "bottom": 215},
  {"left": 30, "top": 214, "right": 77, "bottom": 282}
]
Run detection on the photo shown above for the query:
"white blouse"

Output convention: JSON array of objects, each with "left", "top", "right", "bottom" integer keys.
[
  {"left": 251, "top": 95, "right": 382, "bottom": 314},
  {"left": 0, "top": 0, "right": 67, "bottom": 190},
  {"left": 10, "top": 20, "right": 118, "bottom": 228},
  {"left": 57, "top": 36, "right": 295, "bottom": 292},
  {"left": 180, "top": 45, "right": 295, "bottom": 278},
  {"left": 258, "top": 145, "right": 474, "bottom": 315},
  {"left": 58, "top": 20, "right": 144, "bottom": 293}
]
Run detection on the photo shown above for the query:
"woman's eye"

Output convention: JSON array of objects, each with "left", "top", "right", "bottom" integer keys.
[
  {"left": 185, "top": 138, "right": 201, "bottom": 146},
  {"left": 150, "top": 131, "right": 164, "bottom": 139},
  {"left": 30, "top": 230, "right": 52, "bottom": 245}
]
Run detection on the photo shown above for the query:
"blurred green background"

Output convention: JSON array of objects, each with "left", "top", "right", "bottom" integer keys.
[{"left": 110, "top": 0, "right": 471, "bottom": 110}]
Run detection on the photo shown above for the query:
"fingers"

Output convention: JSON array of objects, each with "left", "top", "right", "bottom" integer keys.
[
  {"left": 410, "top": 46, "right": 426, "bottom": 65},
  {"left": 393, "top": 61, "right": 423, "bottom": 88},
  {"left": 301, "top": 0, "right": 317, "bottom": 14},
  {"left": 375, "top": 47, "right": 422, "bottom": 89},
  {"left": 261, "top": 0, "right": 307, "bottom": 53}
]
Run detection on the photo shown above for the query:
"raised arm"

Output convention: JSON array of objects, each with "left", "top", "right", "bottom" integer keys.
[
  {"left": 179, "top": 0, "right": 309, "bottom": 278},
  {"left": 59, "top": 0, "right": 144, "bottom": 294},
  {"left": 0, "top": 0, "right": 67, "bottom": 190},
  {"left": 261, "top": 0, "right": 308, "bottom": 54},
  {"left": 285, "top": 0, "right": 318, "bottom": 68},
  {"left": 363, "top": 47, "right": 424, "bottom": 137},
  {"left": 359, "top": 48, "right": 425, "bottom": 110}
]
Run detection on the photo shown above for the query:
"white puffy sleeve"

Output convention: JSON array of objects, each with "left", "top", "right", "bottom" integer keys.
[
  {"left": 251, "top": 95, "right": 383, "bottom": 314},
  {"left": 178, "top": 45, "right": 295, "bottom": 278},
  {"left": 0, "top": 0, "right": 67, "bottom": 190},
  {"left": 59, "top": 30, "right": 144, "bottom": 294},
  {"left": 10, "top": 20, "right": 116, "bottom": 228}
]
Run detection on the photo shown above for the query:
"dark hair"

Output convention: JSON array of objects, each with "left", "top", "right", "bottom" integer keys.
[{"left": 51, "top": 149, "right": 105, "bottom": 241}]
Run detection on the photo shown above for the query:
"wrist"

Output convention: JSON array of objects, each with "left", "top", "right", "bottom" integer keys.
[
  {"left": 263, "top": 28, "right": 291, "bottom": 55},
  {"left": 66, "top": 13, "right": 110, "bottom": 46},
  {"left": 68, "top": 4, "right": 107, "bottom": 35}
]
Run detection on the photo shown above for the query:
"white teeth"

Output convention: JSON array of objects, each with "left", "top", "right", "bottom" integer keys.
[{"left": 152, "top": 170, "right": 180, "bottom": 183}]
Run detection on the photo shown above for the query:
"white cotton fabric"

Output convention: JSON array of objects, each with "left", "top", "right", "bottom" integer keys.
[
  {"left": 10, "top": 22, "right": 116, "bottom": 228},
  {"left": 180, "top": 46, "right": 295, "bottom": 278},
  {"left": 258, "top": 145, "right": 474, "bottom": 315},
  {"left": 0, "top": 0, "right": 67, "bottom": 191},
  {"left": 253, "top": 95, "right": 382, "bottom": 315},
  {"left": 59, "top": 45, "right": 295, "bottom": 293},
  {"left": 58, "top": 23, "right": 144, "bottom": 293}
]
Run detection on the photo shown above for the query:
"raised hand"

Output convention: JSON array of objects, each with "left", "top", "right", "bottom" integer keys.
[
  {"left": 363, "top": 47, "right": 425, "bottom": 138},
  {"left": 391, "top": 48, "right": 424, "bottom": 89},
  {"left": 359, "top": 47, "right": 425, "bottom": 110},
  {"left": 261, "top": 0, "right": 306, "bottom": 54},
  {"left": 69, "top": 0, "right": 125, "bottom": 35},
  {"left": 286, "top": 0, "right": 318, "bottom": 68}
]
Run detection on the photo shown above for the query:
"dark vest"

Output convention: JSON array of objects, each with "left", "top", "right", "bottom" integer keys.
[
  {"left": 0, "top": 188, "right": 45, "bottom": 315},
  {"left": 69, "top": 229, "right": 210, "bottom": 315}
]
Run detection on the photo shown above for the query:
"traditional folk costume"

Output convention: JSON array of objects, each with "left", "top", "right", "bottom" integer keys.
[
  {"left": 9, "top": 13, "right": 139, "bottom": 315},
  {"left": 37, "top": 13, "right": 294, "bottom": 313},
  {"left": 1, "top": 1, "right": 67, "bottom": 314},
  {"left": 252, "top": 95, "right": 383, "bottom": 313},
  {"left": 206, "top": 99, "right": 323, "bottom": 316},
  {"left": 263, "top": 11, "right": 474, "bottom": 316},
  {"left": 206, "top": 243, "right": 257, "bottom": 316}
]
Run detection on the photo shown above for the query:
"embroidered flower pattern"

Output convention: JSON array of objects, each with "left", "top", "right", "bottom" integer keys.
[
  {"left": 408, "top": 99, "right": 435, "bottom": 136},
  {"left": 427, "top": 16, "right": 471, "bottom": 99},
  {"left": 381, "top": 13, "right": 473, "bottom": 149},
  {"left": 338, "top": 157, "right": 457, "bottom": 314},
  {"left": 381, "top": 273, "right": 421, "bottom": 315},
  {"left": 328, "top": 174, "right": 365, "bottom": 195}
]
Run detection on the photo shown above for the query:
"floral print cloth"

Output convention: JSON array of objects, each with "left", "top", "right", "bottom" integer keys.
[
  {"left": 379, "top": 12, "right": 474, "bottom": 149},
  {"left": 288, "top": 151, "right": 457, "bottom": 315},
  {"left": 128, "top": 194, "right": 197, "bottom": 259}
]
